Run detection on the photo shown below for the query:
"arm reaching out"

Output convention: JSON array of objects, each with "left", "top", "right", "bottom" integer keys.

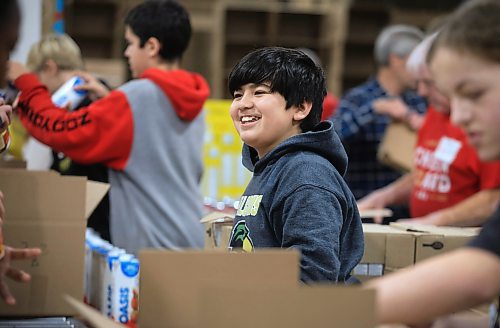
[
  {"left": 357, "top": 173, "right": 414, "bottom": 223},
  {"left": 0, "top": 246, "right": 42, "bottom": 305}
]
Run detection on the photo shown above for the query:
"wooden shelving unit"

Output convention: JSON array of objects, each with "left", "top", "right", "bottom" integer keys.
[
  {"left": 54, "top": 0, "right": 451, "bottom": 97},
  {"left": 341, "top": 1, "right": 389, "bottom": 92},
  {"left": 181, "top": 0, "right": 350, "bottom": 99}
]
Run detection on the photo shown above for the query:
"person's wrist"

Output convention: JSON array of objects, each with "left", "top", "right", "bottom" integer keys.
[
  {"left": 380, "top": 186, "right": 399, "bottom": 206},
  {"left": 403, "top": 109, "right": 413, "bottom": 122}
]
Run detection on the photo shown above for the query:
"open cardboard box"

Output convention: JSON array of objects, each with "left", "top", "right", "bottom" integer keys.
[
  {"left": 0, "top": 168, "right": 109, "bottom": 316},
  {"left": 201, "top": 209, "right": 395, "bottom": 250},
  {"left": 67, "top": 250, "right": 376, "bottom": 328}
]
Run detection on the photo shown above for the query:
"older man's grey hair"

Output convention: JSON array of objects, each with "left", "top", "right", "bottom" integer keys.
[{"left": 374, "top": 25, "right": 425, "bottom": 66}]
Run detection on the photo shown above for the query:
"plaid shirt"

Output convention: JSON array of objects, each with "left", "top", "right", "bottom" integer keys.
[{"left": 331, "top": 78, "right": 427, "bottom": 199}]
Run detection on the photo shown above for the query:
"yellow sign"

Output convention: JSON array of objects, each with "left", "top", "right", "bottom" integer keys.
[{"left": 202, "top": 99, "right": 251, "bottom": 200}]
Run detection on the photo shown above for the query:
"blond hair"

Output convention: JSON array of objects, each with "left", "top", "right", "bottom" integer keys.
[{"left": 26, "top": 33, "right": 84, "bottom": 72}]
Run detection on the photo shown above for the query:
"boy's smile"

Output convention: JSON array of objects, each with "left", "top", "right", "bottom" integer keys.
[
  {"left": 230, "top": 82, "right": 305, "bottom": 158},
  {"left": 240, "top": 115, "right": 261, "bottom": 125}
]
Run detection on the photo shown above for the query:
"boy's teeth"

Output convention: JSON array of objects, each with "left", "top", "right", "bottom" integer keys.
[{"left": 241, "top": 116, "right": 257, "bottom": 123}]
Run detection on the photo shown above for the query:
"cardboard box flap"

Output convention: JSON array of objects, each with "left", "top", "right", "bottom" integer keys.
[
  {"left": 200, "top": 211, "right": 235, "bottom": 223},
  {"left": 359, "top": 208, "right": 393, "bottom": 219},
  {"left": 65, "top": 295, "right": 123, "bottom": 328},
  {"left": 199, "top": 285, "right": 375, "bottom": 328},
  {"left": 362, "top": 223, "right": 407, "bottom": 234},
  {"left": 85, "top": 181, "right": 110, "bottom": 219},
  {"left": 138, "top": 249, "right": 300, "bottom": 328},
  {"left": 0, "top": 169, "right": 94, "bottom": 316},
  {"left": 390, "top": 222, "right": 480, "bottom": 236},
  {"left": 390, "top": 222, "right": 479, "bottom": 263}
]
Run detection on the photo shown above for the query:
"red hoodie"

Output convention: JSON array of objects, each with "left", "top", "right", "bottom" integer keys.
[{"left": 14, "top": 68, "right": 210, "bottom": 170}]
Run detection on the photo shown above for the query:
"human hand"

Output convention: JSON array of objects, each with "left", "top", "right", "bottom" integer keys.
[
  {"left": 357, "top": 190, "right": 389, "bottom": 224},
  {"left": 0, "top": 98, "right": 12, "bottom": 132},
  {"left": 372, "top": 98, "right": 410, "bottom": 121},
  {"left": 401, "top": 212, "right": 442, "bottom": 226},
  {"left": 0, "top": 246, "right": 42, "bottom": 305},
  {"left": 7, "top": 61, "right": 29, "bottom": 82},
  {"left": 406, "top": 111, "right": 425, "bottom": 131},
  {"left": 73, "top": 71, "right": 110, "bottom": 100}
]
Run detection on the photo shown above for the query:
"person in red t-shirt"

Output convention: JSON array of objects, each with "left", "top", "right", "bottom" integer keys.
[
  {"left": 358, "top": 33, "right": 500, "bottom": 226},
  {"left": 321, "top": 92, "right": 338, "bottom": 121}
]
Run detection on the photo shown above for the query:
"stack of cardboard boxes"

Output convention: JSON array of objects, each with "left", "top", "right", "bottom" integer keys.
[{"left": 358, "top": 223, "right": 479, "bottom": 278}]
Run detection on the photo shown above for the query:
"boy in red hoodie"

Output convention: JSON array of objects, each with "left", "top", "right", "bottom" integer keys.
[{"left": 9, "top": 0, "right": 210, "bottom": 255}]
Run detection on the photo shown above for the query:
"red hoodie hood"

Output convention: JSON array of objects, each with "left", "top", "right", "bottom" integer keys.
[{"left": 141, "top": 68, "right": 210, "bottom": 121}]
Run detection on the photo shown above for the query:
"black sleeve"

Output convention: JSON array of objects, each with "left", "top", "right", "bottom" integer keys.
[{"left": 468, "top": 207, "right": 500, "bottom": 257}]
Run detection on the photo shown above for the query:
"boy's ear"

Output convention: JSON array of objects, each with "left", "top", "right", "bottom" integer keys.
[
  {"left": 293, "top": 101, "right": 313, "bottom": 121},
  {"left": 145, "top": 37, "right": 161, "bottom": 57}
]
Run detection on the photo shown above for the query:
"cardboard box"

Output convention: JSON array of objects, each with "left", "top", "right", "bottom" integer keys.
[
  {"left": 360, "top": 224, "right": 416, "bottom": 274},
  {"left": 0, "top": 169, "right": 109, "bottom": 316},
  {"left": 359, "top": 223, "right": 480, "bottom": 276},
  {"left": 378, "top": 121, "right": 416, "bottom": 172},
  {"left": 138, "top": 250, "right": 300, "bottom": 328},
  {"left": 199, "top": 285, "right": 375, "bottom": 328},
  {"left": 200, "top": 212, "right": 234, "bottom": 249},
  {"left": 66, "top": 250, "right": 375, "bottom": 328},
  {"left": 390, "top": 222, "right": 480, "bottom": 263}
]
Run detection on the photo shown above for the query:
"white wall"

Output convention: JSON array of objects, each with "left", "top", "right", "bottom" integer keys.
[{"left": 10, "top": 0, "right": 43, "bottom": 63}]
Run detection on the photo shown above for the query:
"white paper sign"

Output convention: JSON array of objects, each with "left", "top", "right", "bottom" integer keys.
[{"left": 434, "top": 137, "right": 462, "bottom": 164}]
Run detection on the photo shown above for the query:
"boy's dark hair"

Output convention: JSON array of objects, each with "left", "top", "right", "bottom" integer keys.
[
  {"left": 125, "top": 0, "right": 191, "bottom": 61},
  {"left": 228, "top": 47, "right": 326, "bottom": 132}
]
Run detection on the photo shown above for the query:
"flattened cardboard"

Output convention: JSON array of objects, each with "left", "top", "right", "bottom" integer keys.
[
  {"left": 0, "top": 159, "right": 26, "bottom": 168},
  {"left": 86, "top": 181, "right": 110, "bottom": 218},
  {"left": 138, "top": 250, "right": 300, "bottom": 328},
  {"left": 0, "top": 169, "right": 108, "bottom": 316},
  {"left": 378, "top": 121, "right": 416, "bottom": 172},
  {"left": 199, "top": 285, "right": 375, "bottom": 328}
]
